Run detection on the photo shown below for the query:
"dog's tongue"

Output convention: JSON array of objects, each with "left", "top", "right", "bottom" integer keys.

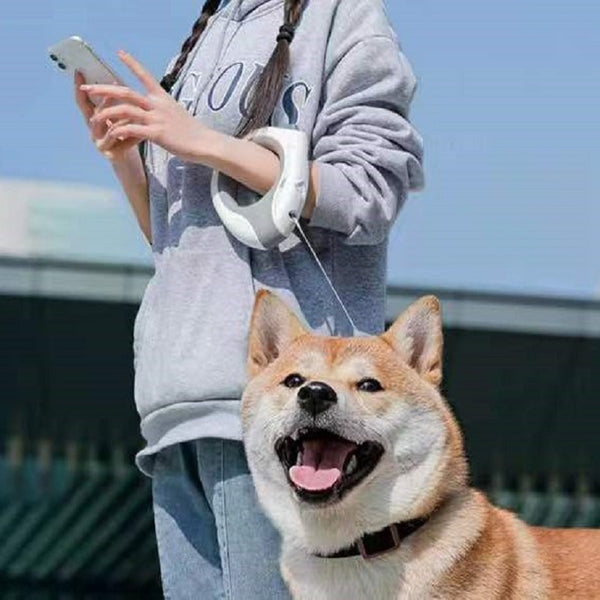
[
  {"left": 290, "top": 465, "right": 341, "bottom": 491},
  {"left": 290, "top": 438, "right": 356, "bottom": 492}
]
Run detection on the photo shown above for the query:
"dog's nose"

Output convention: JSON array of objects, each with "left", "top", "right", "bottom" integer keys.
[{"left": 297, "top": 381, "right": 337, "bottom": 417}]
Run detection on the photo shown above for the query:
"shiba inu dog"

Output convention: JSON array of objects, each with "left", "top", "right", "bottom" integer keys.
[{"left": 241, "top": 291, "right": 600, "bottom": 599}]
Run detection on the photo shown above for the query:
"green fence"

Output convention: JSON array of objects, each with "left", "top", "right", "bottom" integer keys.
[{"left": 0, "top": 443, "right": 160, "bottom": 599}]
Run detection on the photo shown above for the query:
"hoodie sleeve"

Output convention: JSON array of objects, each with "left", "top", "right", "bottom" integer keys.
[{"left": 309, "top": 1, "right": 424, "bottom": 245}]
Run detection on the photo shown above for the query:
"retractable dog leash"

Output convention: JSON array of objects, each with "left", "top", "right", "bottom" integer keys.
[
  {"left": 211, "top": 127, "right": 309, "bottom": 250},
  {"left": 211, "top": 127, "right": 357, "bottom": 332}
]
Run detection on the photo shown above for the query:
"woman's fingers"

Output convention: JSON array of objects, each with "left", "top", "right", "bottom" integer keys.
[
  {"left": 117, "top": 50, "right": 163, "bottom": 94},
  {"left": 96, "top": 127, "right": 141, "bottom": 159},
  {"left": 91, "top": 104, "right": 150, "bottom": 126},
  {"left": 96, "top": 120, "right": 125, "bottom": 157},
  {"left": 96, "top": 132, "right": 118, "bottom": 153},
  {"left": 90, "top": 115, "right": 109, "bottom": 141},
  {"left": 109, "top": 118, "right": 134, "bottom": 142},
  {"left": 74, "top": 53, "right": 160, "bottom": 161},
  {"left": 74, "top": 71, "right": 95, "bottom": 121},
  {"left": 79, "top": 83, "right": 153, "bottom": 110},
  {"left": 87, "top": 97, "right": 111, "bottom": 140},
  {"left": 107, "top": 123, "right": 152, "bottom": 141}
]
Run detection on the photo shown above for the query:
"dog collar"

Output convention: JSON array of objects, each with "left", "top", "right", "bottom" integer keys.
[{"left": 314, "top": 516, "right": 429, "bottom": 560}]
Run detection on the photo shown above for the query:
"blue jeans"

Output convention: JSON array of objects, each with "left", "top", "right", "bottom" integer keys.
[{"left": 152, "top": 438, "right": 291, "bottom": 600}]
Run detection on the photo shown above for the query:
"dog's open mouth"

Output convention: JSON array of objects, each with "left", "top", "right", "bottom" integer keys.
[{"left": 275, "top": 428, "right": 384, "bottom": 504}]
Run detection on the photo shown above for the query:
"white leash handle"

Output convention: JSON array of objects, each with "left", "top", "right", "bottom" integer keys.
[{"left": 211, "top": 127, "right": 309, "bottom": 250}]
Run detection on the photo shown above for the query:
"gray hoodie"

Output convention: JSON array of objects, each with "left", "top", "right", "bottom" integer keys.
[{"left": 134, "top": 0, "right": 424, "bottom": 475}]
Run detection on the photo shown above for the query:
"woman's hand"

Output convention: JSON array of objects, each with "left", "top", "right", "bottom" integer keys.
[
  {"left": 80, "top": 50, "right": 317, "bottom": 219},
  {"left": 74, "top": 71, "right": 142, "bottom": 163},
  {"left": 81, "top": 51, "right": 217, "bottom": 164}
]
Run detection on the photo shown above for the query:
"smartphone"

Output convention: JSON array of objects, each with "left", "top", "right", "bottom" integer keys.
[{"left": 48, "top": 36, "right": 122, "bottom": 104}]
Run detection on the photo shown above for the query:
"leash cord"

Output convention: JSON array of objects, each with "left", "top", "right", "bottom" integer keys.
[{"left": 289, "top": 212, "right": 358, "bottom": 333}]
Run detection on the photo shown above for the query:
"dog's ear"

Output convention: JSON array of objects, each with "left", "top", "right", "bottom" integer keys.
[
  {"left": 382, "top": 295, "right": 443, "bottom": 387},
  {"left": 248, "top": 290, "right": 306, "bottom": 378}
]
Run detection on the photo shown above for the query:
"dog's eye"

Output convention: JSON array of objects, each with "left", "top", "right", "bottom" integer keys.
[
  {"left": 282, "top": 373, "right": 306, "bottom": 388},
  {"left": 356, "top": 378, "right": 383, "bottom": 393}
]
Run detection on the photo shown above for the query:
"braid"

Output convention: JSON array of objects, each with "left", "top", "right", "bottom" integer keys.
[
  {"left": 160, "top": 0, "right": 221, "bottom": 92},
  {"left": 236, "top": 0, "right": 305, "bottom": 137}
]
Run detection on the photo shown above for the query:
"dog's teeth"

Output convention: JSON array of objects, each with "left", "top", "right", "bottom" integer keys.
[
  {"left": 345, "top": 455, "right": 358, "bottom": 475},
  {"left": 296, "top": 453, "right": 303, "bottom": 466}
]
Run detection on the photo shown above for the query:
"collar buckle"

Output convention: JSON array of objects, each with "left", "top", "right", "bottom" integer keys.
[{"left": 356, "top": 523, "right": 402, "bottom": 560}]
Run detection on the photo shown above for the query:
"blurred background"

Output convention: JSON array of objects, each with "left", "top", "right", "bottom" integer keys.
[{"left": 1, "top": 0, "right": 599, "bottom": 597}]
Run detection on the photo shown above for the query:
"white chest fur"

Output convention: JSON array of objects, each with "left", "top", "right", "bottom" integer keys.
[{"left": 282, "top": 545, "right": 407, "bottom": 600}]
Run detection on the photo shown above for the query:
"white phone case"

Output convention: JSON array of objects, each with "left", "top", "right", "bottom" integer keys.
[{"left": 48, "top": 36, "right": 122, "bottom": 104}]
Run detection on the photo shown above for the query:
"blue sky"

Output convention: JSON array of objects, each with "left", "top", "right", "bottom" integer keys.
[{"left": 0, "top": 0, "right": 598, "bottom": 299}]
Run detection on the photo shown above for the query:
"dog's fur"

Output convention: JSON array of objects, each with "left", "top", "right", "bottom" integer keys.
[{"left": 241, "top": 292, "right": 600, "bottom": 599}]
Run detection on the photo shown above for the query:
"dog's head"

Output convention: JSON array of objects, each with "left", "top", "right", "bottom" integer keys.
[{"left": 242, "top": 292, "right": 468, "bottom": 553}]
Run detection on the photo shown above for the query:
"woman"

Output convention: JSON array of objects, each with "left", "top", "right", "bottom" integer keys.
[{"left": 75, "top": 0, "right": 423, "bottom": 597}]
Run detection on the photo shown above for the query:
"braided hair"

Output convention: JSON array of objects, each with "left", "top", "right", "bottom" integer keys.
[
  {"left": 160, "top": 0, "right": 306, "bottom": 138},
  {"left": 160, "top": 0, "right": 221, "bottom": 92}
]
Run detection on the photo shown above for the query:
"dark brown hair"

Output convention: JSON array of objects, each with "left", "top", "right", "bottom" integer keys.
[
  {"left": 160, "top": 0, "right": 305, "bottom": 138},
  {"left": 160, "top": 0, "right": 221, "bottom": 92}
]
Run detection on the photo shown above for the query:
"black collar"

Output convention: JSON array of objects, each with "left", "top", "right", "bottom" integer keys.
[{"left": 314, "top": 516, "right": 429, "bottom": 560}]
